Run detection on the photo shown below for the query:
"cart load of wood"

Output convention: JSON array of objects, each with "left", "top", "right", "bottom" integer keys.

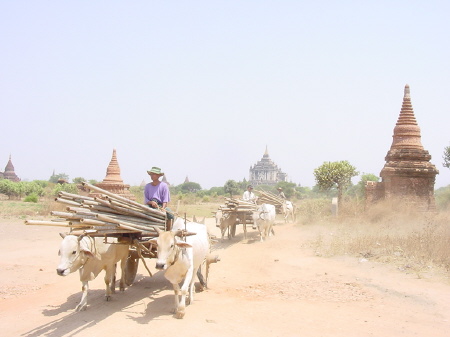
[
  {"left": 256, "top": 190, "right": 286, "bottom": 214},
  {"left": 25, "top": 181, "right": 168, "bottom": 238},
  {"left": 216, "top": 197, "right": 258, "bottom": 224}
]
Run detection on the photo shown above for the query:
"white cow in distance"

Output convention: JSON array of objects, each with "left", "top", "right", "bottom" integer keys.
[
  {"left": 150, "top": 218, "right": 210, "bottom": 319},
  {"left": 252, "top": 203, "right": 276, "bottom": 242},
  {"left": 282, "top": 200, "right": 296, "bottom": 223},
  {"left": 56, "top": 233, "right": 129, "bottom": 311}
]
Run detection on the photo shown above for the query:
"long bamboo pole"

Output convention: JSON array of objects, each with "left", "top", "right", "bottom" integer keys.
[
  {"left": 58, "top": 191, "right": 96, "bottom": 201},
  {"left": 55, "top": 198, "right": 82, "bottom": 207},
  {"left": 96, "top": 214, "right": 162, "bottom": 233},
  {"left": 107, "top": 201, "right": 165, "bottom": 222},
  {"left": 25, "top": 220, "right": 73, "bottom": 227},
  {"left": 82, "top": 182, "right": 153, "bottom": 213}
]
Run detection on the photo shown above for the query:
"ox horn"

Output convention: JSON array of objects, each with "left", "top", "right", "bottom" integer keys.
[
  {"left": 259, "top": 211, "right": 266, "bottom": 220},
  {"left": 174, "top": 230, "right": 197, "bottom": 238},
  {"left": 152, "top": 226, "right": 162, "bottom": 236}
]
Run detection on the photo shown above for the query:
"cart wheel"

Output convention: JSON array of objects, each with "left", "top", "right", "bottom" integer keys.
[{"left": 124, "top": 249, "right": 139, "bottom": 286}]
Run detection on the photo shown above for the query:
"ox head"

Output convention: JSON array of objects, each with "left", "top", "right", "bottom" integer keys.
[
  {"left": 149, "top": 227, "right": 192, "bottom": 270},
  {"left": 56, "top": 234, "right": 95, "bottom": 276}
]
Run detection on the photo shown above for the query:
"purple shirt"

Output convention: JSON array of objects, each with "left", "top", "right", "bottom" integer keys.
[{"left": 144, "top": 182, "right": 170, "bottom": 205}]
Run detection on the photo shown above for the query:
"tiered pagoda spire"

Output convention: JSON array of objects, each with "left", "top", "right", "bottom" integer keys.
[{"left": 90, "top": 149, "right": 136, "bottom": 200}]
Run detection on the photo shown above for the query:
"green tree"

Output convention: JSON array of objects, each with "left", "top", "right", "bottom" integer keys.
[
  {"left": 275, "top": 181, "right": 297, "bottom": 199},
  {"left": 49, "top": 172, "right": 69, "bottom": 184},
  {"left": 354, "top": 173, "right": 380, "bottom": 198},
  {"left": 208, "top": 186, "right": 225, "bottom": 197},
  {"left": 33, "top": 180, "right": 49, "bottom": 188},
  {"left": 180, "top": 182, "right": 202, "bottom": 193},
  {"left": 443, "top": 144, "right": 450, "bottom": 169},
  {"left": 224, "top": 180, "right": 240, "bottom": 198},
  {"left": 313, "top": 160, "right": 359, "bottom": 206},
  {"left": 52, "top": 183, "right": 79, "bottom": 196},
  {"left": 0, "top": 179, "right": 19, "bottom": 199},
  {"left": 72, "top": 177, "right": 86, "bottom": 184}
]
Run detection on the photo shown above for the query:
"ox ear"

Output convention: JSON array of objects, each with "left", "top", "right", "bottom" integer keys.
[
  {"left": 59, "top": 232, "right": 67, "bottom": 239},
  {"left": 149, "top": 238, "right": 158, "bottom": 246},
  {"left": 176, "top": 242, "right": 192, "bottom": 249},
  {"left": 80, "top": 249, "right": 95, "bottom": 259}
]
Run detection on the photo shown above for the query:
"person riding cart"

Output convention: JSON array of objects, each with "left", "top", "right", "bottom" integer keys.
[{"left": 144, "top": 166, "right": 174, "bottom": 229}]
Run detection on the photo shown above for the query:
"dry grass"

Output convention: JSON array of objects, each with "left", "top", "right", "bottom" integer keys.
[
  {"left": 310, "top": 200, "right": 450, "bottom": 278},
  {"left": 0, "top": 198, "right": 60, "bottom": 219}
]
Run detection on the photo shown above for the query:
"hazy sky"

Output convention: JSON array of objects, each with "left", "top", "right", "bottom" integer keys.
[{"left": 1, "top": 1, "right": 449, "bottom": 189}]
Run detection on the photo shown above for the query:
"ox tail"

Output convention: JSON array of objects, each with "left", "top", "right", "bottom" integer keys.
[{"left": 196, "top": 255, "right": 220, "bottom": 290}]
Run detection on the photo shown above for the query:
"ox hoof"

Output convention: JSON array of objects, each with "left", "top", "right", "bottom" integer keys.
[
  {"left": 175, "top": 310, "right": 185, "bottom": 319},
  {"left": 105, "top": 295, "right": 111, "bottom": 302},
  {"left": 75, "top": 304, "right": 87, "bottom": 312}
]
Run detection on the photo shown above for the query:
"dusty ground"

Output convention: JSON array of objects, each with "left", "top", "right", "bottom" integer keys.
[{"left": 0, "top": 217, "right": 449, "bottom": 337}]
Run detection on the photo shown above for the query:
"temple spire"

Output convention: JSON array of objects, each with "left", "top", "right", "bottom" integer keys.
[
  {"left": 263, "top": 145, "right": 269, "bottom": 158},
  {"left": 390, "top": 84, "right": 423, "bottom": 150},
  {"left": 102, "top": 149, "right": 123, "bottom": 183}
]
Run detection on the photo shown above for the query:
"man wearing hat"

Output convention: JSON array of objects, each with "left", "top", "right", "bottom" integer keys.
[
  {"left": 277, "top": 187, "right": 286, "bottom": 199},
  {"left": 144, "top": 167, "right": 174, "bottom": 226}
]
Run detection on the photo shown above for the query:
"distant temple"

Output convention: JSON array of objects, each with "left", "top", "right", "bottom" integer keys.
[
  {"left": 89, "top": 149, "right": 136, "bottom": 200},
  {"left": 249, "top": 147, "right": 288, "bottom": 186},
  {"left": 0, "top": 155, "right": 21, "bottom": 182},
  {"left": 366, "top": 85, "right": 439, "bottom": 211}
]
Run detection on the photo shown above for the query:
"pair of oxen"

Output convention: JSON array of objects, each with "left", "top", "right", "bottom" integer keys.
[{"left": 56, "top": 217, "right": 213, "bottom": 319}]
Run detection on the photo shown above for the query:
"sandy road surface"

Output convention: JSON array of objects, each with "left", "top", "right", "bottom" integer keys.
[{"left": 0, "top": 217, "right": 449, "bottom": 337}]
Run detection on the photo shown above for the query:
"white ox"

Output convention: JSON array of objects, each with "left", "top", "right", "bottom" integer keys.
[
  {"left": 282, "top": 200, "right": 296, "bottom": 223},
  {"left": 56, "top": 234, "right": 129, "bottom": 311},
  {"left": 214, "top": 210, "right": 224, "bottom": 228},
  {"left": 218, "top": 212, "right": 237, "bottom": 240},
  {"left": 150, "top": 218, "right": 210, "bottom": 319},
  {"left": 252, "top": 203, "right": 276, "bottom": 242}
]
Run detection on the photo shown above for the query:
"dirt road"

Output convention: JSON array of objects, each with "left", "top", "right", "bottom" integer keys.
[{"left": 0, "top": 217, "right": 449, "bottom": 337}]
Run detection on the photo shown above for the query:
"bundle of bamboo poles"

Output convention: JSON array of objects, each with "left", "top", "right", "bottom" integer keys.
[
  {"left": 25, "top": 182, "right": 167, "bottom": 238},
  {"left": 256, "top": 190, "right": 286, "bottom": 213},
  {"left": 216, "top": 197, "right": 258, "bottom": 225},
  {"left": 218, "top": 197, "right": 258, "bottom": 212}
]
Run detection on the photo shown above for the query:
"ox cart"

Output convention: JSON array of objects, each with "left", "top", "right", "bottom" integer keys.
[
  {"left": 215, "top": 190, "right": 296, "bottom": 240},
  {"left": 25, "top": 182, "right": 198, "bottom": 285},
  {"left": 215, "top": 198, "right": 258, "bottom": 239}
]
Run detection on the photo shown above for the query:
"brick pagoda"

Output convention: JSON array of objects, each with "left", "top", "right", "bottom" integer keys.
[
  {"left": 1, "top": 155, "right": 21, "bottom": 182},
  {"left": 90, "top": 149, "right": 136, "bottom": 200},
  {"left": 366, "top": 85, "right": 439, "bottom": 211}
]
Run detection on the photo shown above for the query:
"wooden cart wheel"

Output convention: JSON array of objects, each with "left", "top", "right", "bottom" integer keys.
[{"left": 124, "top": 249, "right": 140, "bottom": 286}]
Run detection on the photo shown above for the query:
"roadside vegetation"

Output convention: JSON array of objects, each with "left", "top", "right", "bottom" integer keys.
[{"left": 1, "top": 171, "right": 449, "bottom": 280}]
